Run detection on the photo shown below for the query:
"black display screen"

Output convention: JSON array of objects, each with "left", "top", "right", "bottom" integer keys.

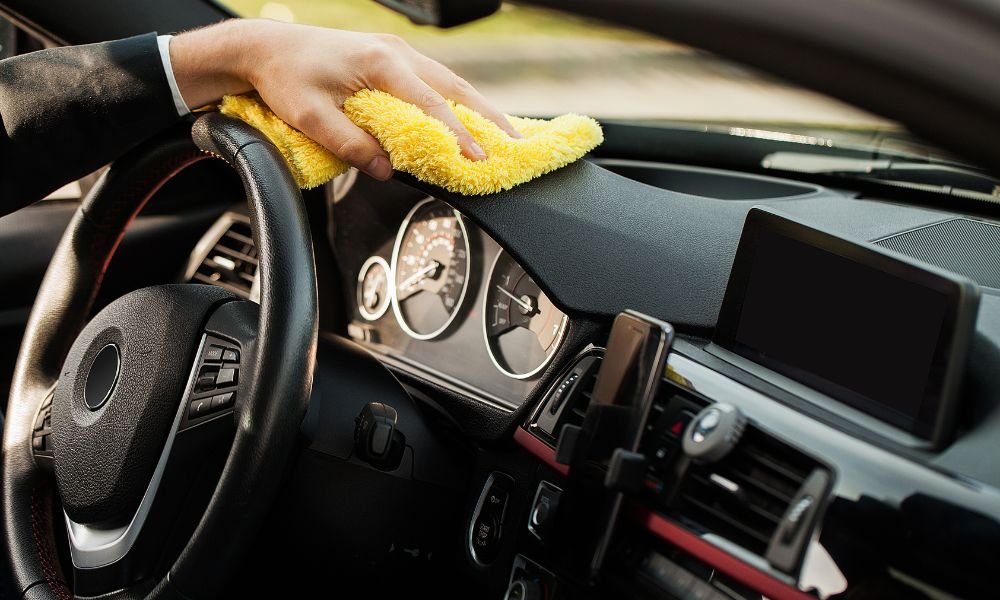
[{"left": 715, "top": 210, "right": 979, "bottom": 443}]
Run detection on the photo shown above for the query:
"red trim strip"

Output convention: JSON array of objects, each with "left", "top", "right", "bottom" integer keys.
[
  {"left": 635, "top": 507, "right": 813, "bottom": 600},
  {"left": 512, "top": 427, "right": 811, "bottom": 600},
  {"left": 513, "top": 427, "right": 569, "bottom": 476}
]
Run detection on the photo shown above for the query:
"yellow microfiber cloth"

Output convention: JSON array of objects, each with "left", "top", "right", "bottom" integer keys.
[{"left": 218, "top": 90, "right": 603, "bottom": 195}]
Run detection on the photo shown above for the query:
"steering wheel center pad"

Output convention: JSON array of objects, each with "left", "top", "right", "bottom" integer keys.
[{"left": 52, "top": 284, "right": 234, "bottom": 525}]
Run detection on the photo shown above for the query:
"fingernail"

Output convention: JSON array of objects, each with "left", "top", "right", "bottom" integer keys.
[
  {"left": 510, "top": 129, "right": 524, "bottom": 139},
  {"left": 469, "top": 142, "right": 487, "bottom": 160},
  {"left": 366, "top": 156, "right": 392, "bottom": 180}
]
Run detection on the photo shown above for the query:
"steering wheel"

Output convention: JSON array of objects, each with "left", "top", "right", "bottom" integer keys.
[{"left": 1, "top": 113, "right": 318, "bottom": 599}]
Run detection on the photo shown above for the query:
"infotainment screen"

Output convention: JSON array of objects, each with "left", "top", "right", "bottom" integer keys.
[{"left": 714, "top": 209, "right": 980, "bottom": 447}]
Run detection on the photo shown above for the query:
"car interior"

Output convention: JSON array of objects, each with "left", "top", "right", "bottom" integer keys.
[{"left": 1, "top": 0, "right": 999, "bottom": 599}]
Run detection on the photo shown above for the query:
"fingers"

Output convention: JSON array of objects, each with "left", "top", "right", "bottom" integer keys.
[
  {"left": 418, "top": 61, "right": 522, "bottom": 139},
  {"left": 384, "top": 70, "right": 489, "bottom": 161},
  {"left": 288, "top": 100, "right": 393, "bottom": 180}
]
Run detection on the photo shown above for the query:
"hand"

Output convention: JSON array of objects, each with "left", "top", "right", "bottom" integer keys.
[{"left": 170, "top": 19, "right": 520, "bottom": 181}]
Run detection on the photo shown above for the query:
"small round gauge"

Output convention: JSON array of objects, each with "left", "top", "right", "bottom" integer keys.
[
  {"left": 357, "top": 256, "right": 391, "bottom": 321},
  {"left": 391, "top": 198, "right": 471, "bottom": 340},
  {"left": 484, "top": 250, "right": 568, "bottom": 379}
]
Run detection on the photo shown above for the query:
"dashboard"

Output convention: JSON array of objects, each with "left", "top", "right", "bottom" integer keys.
[{"left": 184, "top": 152, "right": 1000, "bottom": 600}]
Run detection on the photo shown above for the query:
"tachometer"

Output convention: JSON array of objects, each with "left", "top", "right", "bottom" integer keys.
[
  {"left": 391, "top": 198, "right": 471, "bottom": 340},
  {"left": 484, "top": 250, "right": 568, "bottom": 379}
]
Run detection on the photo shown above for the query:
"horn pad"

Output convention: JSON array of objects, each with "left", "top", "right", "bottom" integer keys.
[{"left": 51, "top": 284, "right": 234, "bottom": 525}]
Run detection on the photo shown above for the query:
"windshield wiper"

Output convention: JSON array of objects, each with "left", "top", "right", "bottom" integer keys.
[{"left": 762, "top": 151, "right": 1000, "bottom": 204}]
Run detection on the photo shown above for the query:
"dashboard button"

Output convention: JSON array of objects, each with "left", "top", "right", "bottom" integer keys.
[
  {"left": 221, "top": 348, "right": 239, "bottom": 363},
  {"left": 528, "top": 481, "right": 562, "bottom": 542},
  {"left": 469, "top": 472, "right": 514, "bottom": 565}
]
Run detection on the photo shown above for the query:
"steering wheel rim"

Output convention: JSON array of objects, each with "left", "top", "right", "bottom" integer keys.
[{"left": 1, "top": 113, "right": 318, "bottom": 599}]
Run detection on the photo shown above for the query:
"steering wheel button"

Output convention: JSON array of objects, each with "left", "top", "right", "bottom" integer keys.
[
  {"left": 216, "top": 368, "right": 238, "bottom": 387},
  {"left": 195, "top": 375, "right": 217, "bottom": 392},
  {"left": 211, "top": 392, "right": 235, "bottom": 410},
  {"left": 221, "top": 348, "right": 239, "bottom": 362},
  {"left": 203, "top": 345, "right": 225, "bottom": 362},
  {"left": 188, "top": 398, "right": 213, "bottom": 418}
]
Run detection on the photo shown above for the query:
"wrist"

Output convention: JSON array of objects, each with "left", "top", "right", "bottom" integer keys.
[{"left": 171, "top": 19, "right": 264, "bottom": 108}]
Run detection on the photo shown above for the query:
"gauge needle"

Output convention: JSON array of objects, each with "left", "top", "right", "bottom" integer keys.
[
  {"left": 399, "top": 260, "right": 441, "bottom": 291},
  {"left": 495, "top": 285, "right": 535, "bottom": 314}
]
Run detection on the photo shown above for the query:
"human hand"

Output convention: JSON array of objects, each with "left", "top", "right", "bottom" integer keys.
[{"left": 171, "top": 19, "right": 520, "bottom": 181}]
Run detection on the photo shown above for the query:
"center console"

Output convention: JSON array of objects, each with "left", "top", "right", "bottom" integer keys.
[{"left": 471, "top": 211, "right": 998, "bottom": 600}]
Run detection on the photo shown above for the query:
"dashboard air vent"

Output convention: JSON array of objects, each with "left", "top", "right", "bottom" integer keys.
[
  {"left": 189, "top": 214, "right": 258, "bottom": 299},
  {"left": 667, "top": 426, "right": 817, "bottom": 556},
  {"left": 530, "top": 349, "right": 602, "bottom": 444}
]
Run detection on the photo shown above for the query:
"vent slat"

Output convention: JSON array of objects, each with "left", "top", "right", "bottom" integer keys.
[
  {"left": 666, "top": 423, "right": 817, "bottom": 557},
  {"left": 679, "top": 495, "right": 773, "bottom": 546},
  {"left": 223, "top": 229, "right": 254, "bottom": 246},
  {"left": 190, "top": 218, "right": 257, "bottom": 298},
  {"left": 212, "top": 245, "right": 259, "bottom": 266}
]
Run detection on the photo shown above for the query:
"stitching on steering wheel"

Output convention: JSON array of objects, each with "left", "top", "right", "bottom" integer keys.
[{"left": 30, "top": 483, "right": 71, "bottom": 600}]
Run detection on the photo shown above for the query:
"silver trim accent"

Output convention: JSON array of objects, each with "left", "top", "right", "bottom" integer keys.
[
  {"left": 482, "top": 249, "right": 569, "bottom": 380},
  {"left": 356, "top": 255, "right": 392, "bottom": 321},
  {"left": 65, "top": 335, "right": 208, "bottom": 569},
  {"left": 390, "top": 198, "right": 472, "bottom": 341}
]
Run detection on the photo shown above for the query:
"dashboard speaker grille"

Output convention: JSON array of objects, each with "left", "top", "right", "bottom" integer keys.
[{"left": 874, "top": 218, "right": 1000, "bottom": 290}]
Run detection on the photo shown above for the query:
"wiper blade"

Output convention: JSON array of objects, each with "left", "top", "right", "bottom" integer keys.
[{"left": 762, "top": 151, "right": 1000, "bottom": 203}]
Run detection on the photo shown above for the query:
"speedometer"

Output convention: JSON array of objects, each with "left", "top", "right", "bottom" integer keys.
[
  {"left": 484, "top": 250, "right": 568, "bottom": 379},
  {"left": 391, "top": 198, "right": 471, "bottom": 340}
]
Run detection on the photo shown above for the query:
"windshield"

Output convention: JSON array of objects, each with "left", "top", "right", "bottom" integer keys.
[{"left": 221, "top": 1, "right": 889, "bottom": 126}]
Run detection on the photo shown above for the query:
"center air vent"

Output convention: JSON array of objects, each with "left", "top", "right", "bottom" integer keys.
[
  {"left": 187, "top": 213, "right": 258, "bottom": 299},
  {"left": 667, "top": 426, "right": 818, "bottom": 556}
]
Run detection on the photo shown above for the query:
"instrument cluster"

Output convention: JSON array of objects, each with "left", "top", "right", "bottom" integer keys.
[{"left": 336, "top": 193, "right": 569, "bottom": 408}]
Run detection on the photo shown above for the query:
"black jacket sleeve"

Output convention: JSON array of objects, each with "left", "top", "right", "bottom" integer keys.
[{"left": 0, "top": 32, "right": 182, "bottom": 216}]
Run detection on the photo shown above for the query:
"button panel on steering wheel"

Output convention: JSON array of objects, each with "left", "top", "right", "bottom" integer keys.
[{"left": 182, "top": 334, "right": 241, "bottom": 427}]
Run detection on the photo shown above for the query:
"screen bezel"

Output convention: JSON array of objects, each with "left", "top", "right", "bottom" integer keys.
[{"left": 713, "top": 209, "right": 979, "bottom": 447}]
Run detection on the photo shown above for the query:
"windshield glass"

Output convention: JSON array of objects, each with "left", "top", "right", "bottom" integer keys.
[
  {"left": 221, "top": 1, "right": 887, "bottom": 124},
  {"left": 220, "top": 0, "right": 994, "bottom": 175}
]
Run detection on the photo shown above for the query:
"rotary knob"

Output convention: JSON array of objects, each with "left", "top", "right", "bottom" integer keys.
[{"left": 682, "top": 403, "right": 746, "bottom": 463}]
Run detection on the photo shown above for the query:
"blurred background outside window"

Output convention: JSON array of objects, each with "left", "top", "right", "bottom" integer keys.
[{"left": 222, "top": 0, "right": 894, "bottom": 136}]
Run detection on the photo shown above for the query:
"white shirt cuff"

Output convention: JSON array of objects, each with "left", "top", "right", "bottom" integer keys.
[{"left": 157, "top": 35, "right": 190, "bottom": 117}]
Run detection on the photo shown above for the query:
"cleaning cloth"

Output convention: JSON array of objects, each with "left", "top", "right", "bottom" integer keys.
[{"left": 219, "top": 90, "right": 603, "bottom": 195}]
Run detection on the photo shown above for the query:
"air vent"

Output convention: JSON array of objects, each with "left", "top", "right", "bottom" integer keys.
[
  {"left": 667, "top": 426, "right": 817, "bottom": 556},
  {"left": 188, "top": 214, "right": 258, "bottom": 299},
  {"left": 875, "top": 218, "right": 1000, "bottom": 290},
  {"left": 530, "top": 349, "right": 602, "bottom": 444}
]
